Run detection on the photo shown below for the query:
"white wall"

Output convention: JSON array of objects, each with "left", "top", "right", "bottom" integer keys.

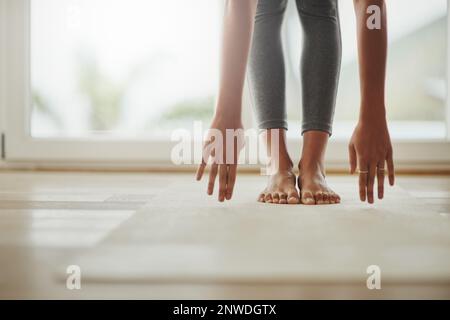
[{"left": 0, "top": 0, "right": 7, "bottom": 164}]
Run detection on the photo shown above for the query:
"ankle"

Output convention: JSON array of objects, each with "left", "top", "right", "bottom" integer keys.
[
  {"left": 300, "top": 131, "right": 328, "bottom": 169},
  {"left": 277, "top": 151, "right": 293, "bottom": 168},
  {"left": 267, "top": 154, "right": 293, "bottom": 174},
  {"left": 298, "top": 158, "right": 325, "bottom": 176},
  {"left": 262, "top": 128, "right": 293, "bottom": 172}
]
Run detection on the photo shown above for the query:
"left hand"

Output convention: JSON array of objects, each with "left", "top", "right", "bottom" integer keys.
[{"left": 348, "top": 118, "right": 395, "bottom": 203}]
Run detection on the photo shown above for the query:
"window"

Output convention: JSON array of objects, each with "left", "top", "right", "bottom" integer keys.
[
  {"left": 31, "top": 0, "right": 221, "bottom": 139},
  {"left": 283, "top": 0, "right": 448, "bottom": 140},
  {"left": 1, "top": 0, "right": 450, "bottom": 168}
]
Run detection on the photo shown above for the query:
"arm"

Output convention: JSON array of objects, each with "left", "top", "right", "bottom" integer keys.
[
  {"left": 215, "top": 0, "right": 257, "bottom": 121},
  {"left": 349, "top": 0, "right": 395, "bottom": 203},
  {"left": 196, "top": 0, "right": 258, "bottom": 202}
]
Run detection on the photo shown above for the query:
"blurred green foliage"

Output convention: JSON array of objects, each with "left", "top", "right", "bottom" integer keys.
[
  {"left": 77, "top": 55, "right": 125, "bottom": 131},
  {"left": 32, "top": 91, "right": 63, "bottom": 129},
  {"left": 33, "top": 16, "right": 446, "bottom": 134},
  {"left": 161, "top": 96, "right": 214, "bottom": 121}
]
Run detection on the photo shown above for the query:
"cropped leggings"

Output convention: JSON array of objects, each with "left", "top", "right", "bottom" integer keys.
[{"left": 248, "top": 0, "right": 341, "bottom": 135}]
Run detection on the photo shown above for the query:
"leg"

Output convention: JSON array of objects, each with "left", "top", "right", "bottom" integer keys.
[
  {"left": 297, "top": 0, "right": 341, "bottom": 135},
  {"left": 296, "top": 0, "right": 342, "bottom": 204},
  {"left": 249, "top": 0, "right": 299, "bottom": 205},
  {"left": 249, "top": 0, "right": 288, "bottom": 130}
]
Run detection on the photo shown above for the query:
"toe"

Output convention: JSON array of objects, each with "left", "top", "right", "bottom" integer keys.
[
  {"left": 265, "top": 194, "right": 273, "bottom": 203},
  {"left": 329, "top": 193, "right": 336, "bottom": 204},
  {"left": 322, "top": 192, "right": 330, "bottom": 204},
  {"left": 287, "top": 190, "right": 299, "bottom": 204},
  {"left": 258, "top": 193, "right": 265, "bottom": 202},
  {"left": 315, "top": 192, "right": 324, "bottom": 205},
  {"left": 302, "top": 191, "right": 315, "bottom": 205},
  {"left": 272, "top": 193, "right": 280, "bottom": 204},
  {"left": 279, "top": 193, "right": 288, "bottom": 204},
  {"left": 332, "top": 192, "right": 341, "bottom": 203},
  {"left": 332, "top": 192, "right": 341, "bottom": 204}
]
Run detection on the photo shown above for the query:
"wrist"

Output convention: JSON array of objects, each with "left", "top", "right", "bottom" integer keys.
[
  {"left": 359, "top": 102, "right": 387, "bottom": 123},
  {"left": 214, "top": 103, "right": 242, "bottom": 125},
  {"left": 359, "top": 114, "right": 387, "bottom": 125},
  {"left": 359, "top": 113, "right": 387, "bottom": 125},
  {"left": 212, "top": 113, "right": 243, "bottom": 128}
]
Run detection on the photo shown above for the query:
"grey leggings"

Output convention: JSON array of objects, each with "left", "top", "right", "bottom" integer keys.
[{"left": 248, "top": 0, "right": 341, "bottom": 135}]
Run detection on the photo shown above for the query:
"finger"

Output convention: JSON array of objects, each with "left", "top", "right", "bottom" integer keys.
[
  {"left": 207, "top": 141, "right": 216, "bottom": 163},
  {"left": 358, "top": 161, "right": 368, "bottom": 202},
  {"left": 196, "top": 143, "right": 211, "bottom": 181},
  {"left": 367, "top": 162, "right": 377, "bottom": 204},
  {"left": 348, "top": 144, "right": 357, "bottom": 174},
  {"left": 231, "top": 135, "right": 239, "bottom": 165},
  {"left": 207, "top": 163, "right": 218, "bottom": 195},
  {"left": 377, "top": 161, "right": 385, "bottom": 199},
  {"left": 226, "top": 165, "right": 237, "bottom": 200},
  {"left": 196, "top": 162, "right": 206, "bottom": 181},
  {"left": 218, "top": 165, "right": 227, "bottom": 202},
  {"left": 201, "top": 141, "right": 212, "bottom": 164},
  {"left": 387, "top": 149, "right": 395, "bottom": 186}
]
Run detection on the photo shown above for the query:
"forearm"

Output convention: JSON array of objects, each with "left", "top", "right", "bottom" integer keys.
[
  {"left": 215, "top": 0, "right": 258, "bottom": 121},
  {"left": 354, "top": 0, "right": 387, "bottom": 121}
]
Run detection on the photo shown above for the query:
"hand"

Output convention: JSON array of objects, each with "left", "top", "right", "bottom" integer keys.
[
  {"left": 348, "top": 117, "right": 394, "bottom": 203},
  {"left": 196, "top": 116, "right": 244, "bottom": 202}
]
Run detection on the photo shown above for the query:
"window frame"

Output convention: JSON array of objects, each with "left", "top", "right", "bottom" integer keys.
[{"left": 0, "top": 0, "right": 449, "bottom": 171}]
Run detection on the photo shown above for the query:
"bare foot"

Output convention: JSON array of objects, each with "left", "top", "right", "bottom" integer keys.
[
  {"left": 258, "top": 129, "right": 300, "bottom": 205},
  {"left": 298, "top": 131, "right": 340, "bottom": 205},
  {"left": 298, "top": 161, "right": 340, "bottom": 205},
  {"left": 258, "top": 170, "right": 300, "bottom": 204}
]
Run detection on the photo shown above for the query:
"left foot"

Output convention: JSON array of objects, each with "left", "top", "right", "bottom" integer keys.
[
  {"left": 298, "top": 131, "right": 341, "bottom": 205},
  {"left": 298, "top": 160, "right": 340, "bottom": 205}
]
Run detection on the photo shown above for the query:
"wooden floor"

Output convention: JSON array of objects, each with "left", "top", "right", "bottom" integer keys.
[{"left": 0, "top": 171, "right": 449, "bottom": 299}]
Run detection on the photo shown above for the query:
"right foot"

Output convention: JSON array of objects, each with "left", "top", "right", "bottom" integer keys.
[
  {"left": 257, "top": 129, "right": 299, "bottom": 205},
  {"left": 258, "top": 170, "right": 300, "bottom": 204}
]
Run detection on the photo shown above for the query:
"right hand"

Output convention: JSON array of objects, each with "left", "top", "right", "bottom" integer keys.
[{"left": 196, "top": 116, "right": 244, "bottom": 202}]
